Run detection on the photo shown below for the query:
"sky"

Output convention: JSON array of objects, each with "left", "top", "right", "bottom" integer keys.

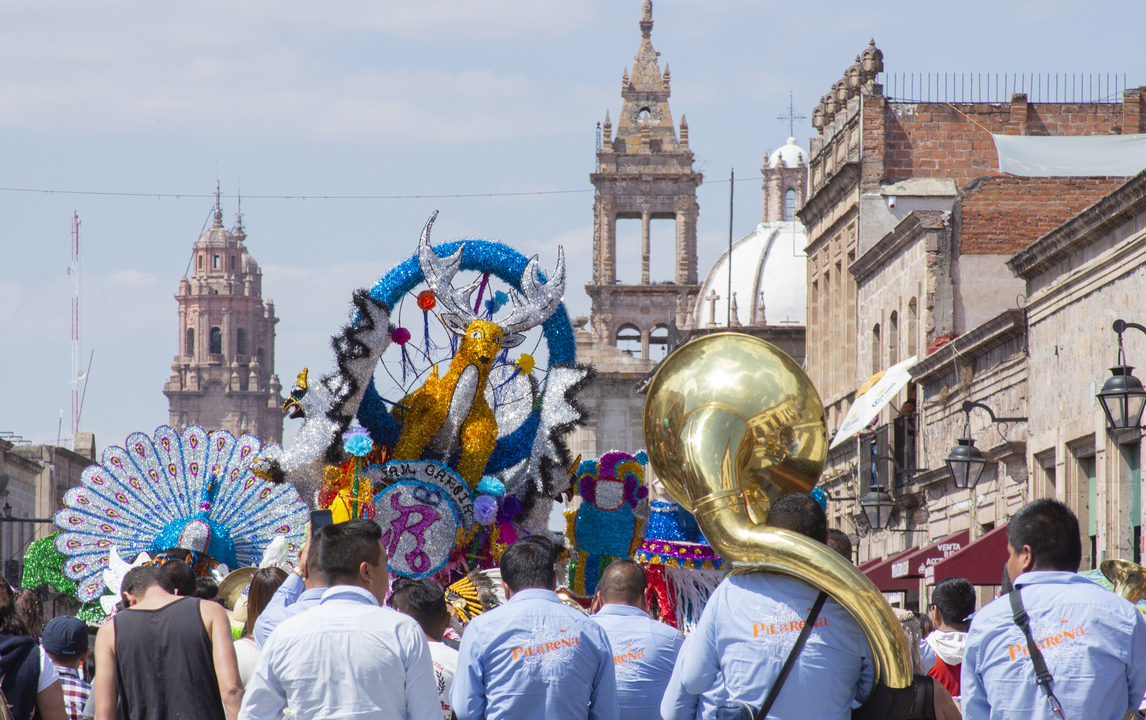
[{"left": 1, "top": 0, "right": 1144, "bottom": 454}]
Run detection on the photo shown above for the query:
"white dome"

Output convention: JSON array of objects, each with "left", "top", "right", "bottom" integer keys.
[
  {"left": 769, "top": 137, "right": 807, "bottom": 168},
  {"left": 691, "top": 220, "right": 807, "bottom": 330}
]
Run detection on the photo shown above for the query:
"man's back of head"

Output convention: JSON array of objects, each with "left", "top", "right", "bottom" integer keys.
[
  {"left": 766, "top": 493, "right": 828, "bottom": 543},
  {"left": 1007, "top": 498, "right": 1082, "bottom": 572},
  {"left": 826, "top": 529, "right": 853, "bottom": 561},
  {"left": 597, "top": 559, "right": 647, "bottom": 608},
  {"left": 316, "top": 519, "right": 387, "bottom": 600},
  {"left": 161, "top": 559, "right": 197, "bottom": 597},
  {"left": 501, "top": 537, "right": 557, "bottom": 594},
  {"left": 389, "top": 577, "right": 450, "bottom": 641},
  {"left": 122, "top": 565, "right": 173, "bottom": 605},
  {"left": 930, "top": 577, "right": 975, "bottom": 632}
]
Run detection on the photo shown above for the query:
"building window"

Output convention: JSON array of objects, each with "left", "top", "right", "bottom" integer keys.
[
  {"left": 649, "top": 325, "right": 669, "bottom": 361},
  {"left": 209, "top": 326, "right": 222, "bottom": 354},
  {"left": 872, "top": 323, "right": 881, "bottom": 374},
  {"left": 1122, "top": 444, "right": 1142, "bottom": 563},
  {"left": 180, "top": 412, "right": 190, "bottom": 429},
  {"left": 256, "top": 348, "right": 265, "bottom": 367},
  {"left": 185, "top": 328, "right": 194, "bottom": 356},
  {"left": 907, "top": 298, "right": 918, "bottom": 358},
  {"left": 784, "top": 188, "right": 797, "bottom": 221},
  {"left": 616, "top": 325, "right": 642, "bottom": 357},
  {"left": 236, "top": 328, "right": 247, "bottom": 356},
  {"left": 213, "top": 255, "right": 221, "bottom": 269},
  {"left": 230, "top": 255, "right": 237, "bottom": 270},
  {"left": 888, "top": 311, "right": 899, "bottom": 366},
  {"left": 198, "top": 255, "right": 203, "bottom": 270}
]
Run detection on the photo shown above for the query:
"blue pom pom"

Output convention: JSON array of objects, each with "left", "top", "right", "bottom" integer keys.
[
  {"left": 342, "top": 427, "right": 374, "bottom": 457},
  {"left": 810, "top": 487, "right": 828, "bottom": 512},
  {"left": 635, "top": 449, "right": 649, "bottom": 465},
  {"left": 476, "top": 477, "right": 506, "bottom": 497}
]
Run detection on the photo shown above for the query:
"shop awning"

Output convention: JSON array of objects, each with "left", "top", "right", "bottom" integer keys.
[
  {"left": 890, "top": 529, "right": 970, "bottom": 580},
  {"left": 863, "top": 548, "right": 921, "bottom": 592},
  {"left": 929, "top": 524, "right": 1009, "bottom": 586},
  {"left": 858, "top": 557, "right": 882, "bottom": 572}
]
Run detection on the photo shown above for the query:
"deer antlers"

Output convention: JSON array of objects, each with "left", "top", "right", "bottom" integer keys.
[{"left": 416, "top": 212, "right": 566, "bottom": 344}]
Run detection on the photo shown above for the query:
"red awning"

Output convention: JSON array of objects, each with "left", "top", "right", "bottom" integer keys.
[
  {"left": 929, "top": 524, "right": 1010, "bottom": 586},
  {"left": 859, "top": 557, "right": 882, "bottom": 572},
  {"left": 864, "top": 548, "right": 921, "bottom": 592},
  {"left": 890, "top": 530, "right": 970, "bottom": 579}
]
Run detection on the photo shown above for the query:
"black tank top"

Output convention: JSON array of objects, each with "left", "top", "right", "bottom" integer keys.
[{"left": 114, "top": 597, "right": 226, "bottom": 720}]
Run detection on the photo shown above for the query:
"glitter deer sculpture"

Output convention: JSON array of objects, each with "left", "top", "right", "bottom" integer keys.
[{"left": 390, "top": 219, "right": 566, "bottom": 489}]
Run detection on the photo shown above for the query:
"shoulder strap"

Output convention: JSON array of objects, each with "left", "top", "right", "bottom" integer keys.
[
  {"left": 1009, "top": 588, "right": 1065, "bottom": 718},
  {"left": 757, "top": 591, "right": 829, "bottom": 720}
]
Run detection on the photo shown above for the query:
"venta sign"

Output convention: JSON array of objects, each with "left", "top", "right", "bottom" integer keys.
[{"left": 890, "top": 540, "right": 964, "bottom": 579}]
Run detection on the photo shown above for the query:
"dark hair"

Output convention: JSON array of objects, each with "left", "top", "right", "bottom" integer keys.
[
  {"left": 1007, "top": 498, "right": 1082, "bottom": 572},
  {"left": 0, "top": 577, "right": 27, "bottom": 635},
  {"left": 913, "top": 610, "right": 934, "bottom": 638},
  {"left": 194, "top": 577, "right": 219, "bottom": 600},
  {"left": 767, "top": 493, "right": 828, "bottom": 543},
  {"left": 501, "top": 538, "right": 556, "bottom": 592},
  {"left": 15, "top": 589, "right": 44, "bottom": 640},
  {"left": 826, "top": 529, "right": 853, "bottom": 561},
  {"left": 244, "top": 567, "right": 288, "bottom": 637},
  {"left": 388, "top": 577, "right": 449, "bottom": 638},
  {"left": 317, "top": 519, "right": 384, "bottom": 585},
  {"left": 930, "top": 577, "right": 975, "bottom": 629},
  {"left": 518, "top": 535, "right": 558, "bottom": 564},
  {"left": 597, "top": 559, "right": 647, "bottom": 605},
  {"left": 161, "top": 560, "right": 197, "bottom": 597},
  {"left": 122, "top": 565, "right": 172, "bottom": 598}
]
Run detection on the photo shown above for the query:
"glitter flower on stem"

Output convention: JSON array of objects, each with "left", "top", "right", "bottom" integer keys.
[{"left": 342, "top": 427, "right": 374, "bottom": 457}]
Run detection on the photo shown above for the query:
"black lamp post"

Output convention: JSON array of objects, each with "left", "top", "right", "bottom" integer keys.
[
  {"left": 1097, "top": 320, "right": 1146, "bottom": 432},
  {"left": 945, "top": 401, "right": 1026, "bottom": 489}
]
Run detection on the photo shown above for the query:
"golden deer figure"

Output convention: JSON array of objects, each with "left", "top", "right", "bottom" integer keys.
[{"left": 390, "top": 218, "right": 566, "bottom": 489}]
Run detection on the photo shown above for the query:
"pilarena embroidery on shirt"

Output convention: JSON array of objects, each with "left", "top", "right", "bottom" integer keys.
[
  {"left": 612, "top": 639, "right": 646, "bottom": 682},
  {"left": 511, "top": 626, "right": 579, "bottom": 680},
  {"left": 750, "top": 601, "right": 829, "bottom": 660},
  {"left": 1006, "top": 617, "right": 1086, "bottom": 673}
]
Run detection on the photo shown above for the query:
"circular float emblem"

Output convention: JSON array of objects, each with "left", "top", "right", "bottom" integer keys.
[{"left": 373, "top": 460, "right": 473, "bottom": 578}]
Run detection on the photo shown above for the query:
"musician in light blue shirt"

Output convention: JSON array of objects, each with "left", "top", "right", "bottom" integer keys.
[
  {"left": 962, "top": 498, "right": 1146, "bottom": 720},
  {"left": 592, "top": 559, "right": 682, "bottom": 720},
  {"left": 661, "top": 494, "right": 873, "bottom": 720},
  {"left": 451, "top": 536, "right": 619, "bottom": 720}
]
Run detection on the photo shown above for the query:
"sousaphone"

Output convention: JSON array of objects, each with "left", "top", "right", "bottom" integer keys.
[{"left": 643, "top": 333, "right": 913, "bottom": 694}]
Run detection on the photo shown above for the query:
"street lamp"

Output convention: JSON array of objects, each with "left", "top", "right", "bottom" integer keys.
[
  {"left": 1097, "top": 319, "right": 1146, "bottom": 432},
  {"left": 945, "top": 401, "right": 1026, "bottom": 489},
  {"left": 860, "top": 483, "right": 896, "bottom": 530}
]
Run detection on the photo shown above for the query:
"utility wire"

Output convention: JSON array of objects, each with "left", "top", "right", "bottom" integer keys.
[{"left": 0, "top": 176, "right": 756, "bottom": 202}]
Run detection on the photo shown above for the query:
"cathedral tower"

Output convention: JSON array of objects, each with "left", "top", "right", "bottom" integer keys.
[
  {"left": 587, "top": 0, "right": 702, "bottom": 360},
  {"left": 164, "top": 187, "right": 283, "bottom": 442}
]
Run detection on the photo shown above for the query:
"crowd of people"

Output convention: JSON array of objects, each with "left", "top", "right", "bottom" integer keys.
[{"left": 3, "top": 495, "right": 1146, "bottom": 719}]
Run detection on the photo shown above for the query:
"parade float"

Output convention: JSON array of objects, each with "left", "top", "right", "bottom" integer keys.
[{"left": 249, "top": 212, "right": 593, "bottom": 581}]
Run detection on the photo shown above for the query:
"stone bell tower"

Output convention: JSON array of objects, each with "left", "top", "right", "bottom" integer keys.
[
  {"left": 163, "top": 186, "right": 284, "bottom": 442},
  {"left": 586, "top": 0, "right": 703, "bottom": 360}
]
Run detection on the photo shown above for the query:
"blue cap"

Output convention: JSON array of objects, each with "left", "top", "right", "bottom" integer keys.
[{"left": 41, "top": 616, "right": 89, "bottom": 656}]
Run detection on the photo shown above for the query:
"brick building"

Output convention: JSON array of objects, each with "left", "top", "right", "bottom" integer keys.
[
  {"left": 163, "top": 189, "right": 284, "bottom": 443},
  {"left": 798, "top": 42, "right": 1145, "bottom": 602}
]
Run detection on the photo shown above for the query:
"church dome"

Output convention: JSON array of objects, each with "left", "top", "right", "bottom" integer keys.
[
  {"left": 769, "top": 137, "right": 807, "bottom": 168},
  {"left": 691, "top": 219, "right": 807, "bottom": 330}
]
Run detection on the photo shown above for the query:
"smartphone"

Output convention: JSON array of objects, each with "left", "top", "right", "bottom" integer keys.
[{"left": 310, "top": 509, "right": 334, "bottom": 529}]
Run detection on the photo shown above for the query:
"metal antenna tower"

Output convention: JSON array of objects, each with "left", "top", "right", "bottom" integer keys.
[{"left": 70, "top": 212, "right": 81, "bottom": 442}]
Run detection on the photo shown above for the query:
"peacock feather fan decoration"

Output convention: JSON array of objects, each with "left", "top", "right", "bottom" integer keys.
[{"left": 54, "top": 425, "right": 308, "bottom": 603}]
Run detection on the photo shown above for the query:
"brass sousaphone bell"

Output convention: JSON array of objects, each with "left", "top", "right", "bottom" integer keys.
[
  {"left": 1101, "top": 558, "right": 1146, "bottom": 604},
  {"left": 643, "top": 333, "right": 913, "bottom": 691}
]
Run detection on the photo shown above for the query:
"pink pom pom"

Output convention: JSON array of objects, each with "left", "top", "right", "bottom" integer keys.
[{"left": 391, "top": 327, "right": 411, "bottom": 345}]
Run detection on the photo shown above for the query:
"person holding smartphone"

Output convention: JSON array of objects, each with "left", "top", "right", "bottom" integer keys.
[{"left": 252, "top": 513, "right": 330, "bottom": 647}]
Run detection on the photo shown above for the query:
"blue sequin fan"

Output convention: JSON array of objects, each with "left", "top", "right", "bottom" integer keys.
[{"left": 54, "top": 425, "right": 308, "bottom": 602}]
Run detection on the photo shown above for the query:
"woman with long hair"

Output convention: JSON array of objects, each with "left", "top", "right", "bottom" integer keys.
[
  {"left": 0, "top": 578, "right": 66, "bottom": 720},
  {"left": 234, "top": 567, "right": 288, "bottom": 687},
  {"left": 14, "top": 589, "right": 44, "bottom": 641}
]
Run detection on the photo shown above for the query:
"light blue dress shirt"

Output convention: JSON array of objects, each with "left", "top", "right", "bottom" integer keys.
[
  {"left": 593, "top": 603, "right": 682, "bottom": 720},
  {"left": 961, "top": 571, "right": 1146, "bottom": 720},
  {"left": 451, "top": 588, "right": 619, "bottom": 720},
  {"left": 662, "top": 572, "right": 873, "bottom": 720},
  {"left": 239, "top": 585, "right": 440, "bottom": 720},
  {"left": 252, "top": 573, "right": 326, "bottom": 648}
]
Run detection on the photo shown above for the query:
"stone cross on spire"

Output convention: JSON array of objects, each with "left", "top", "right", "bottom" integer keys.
[{"left": 706, "top": 289, "right": 720, "bottom": 327}]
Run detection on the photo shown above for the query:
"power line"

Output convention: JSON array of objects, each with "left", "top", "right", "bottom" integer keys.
[{"left": 0, "top": 176, "right": 757, "bottom": 202}]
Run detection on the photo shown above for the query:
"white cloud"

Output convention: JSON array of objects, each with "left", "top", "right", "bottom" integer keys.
[{"left": 109, "top": 269, "right": 158, "bottom": 287}]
